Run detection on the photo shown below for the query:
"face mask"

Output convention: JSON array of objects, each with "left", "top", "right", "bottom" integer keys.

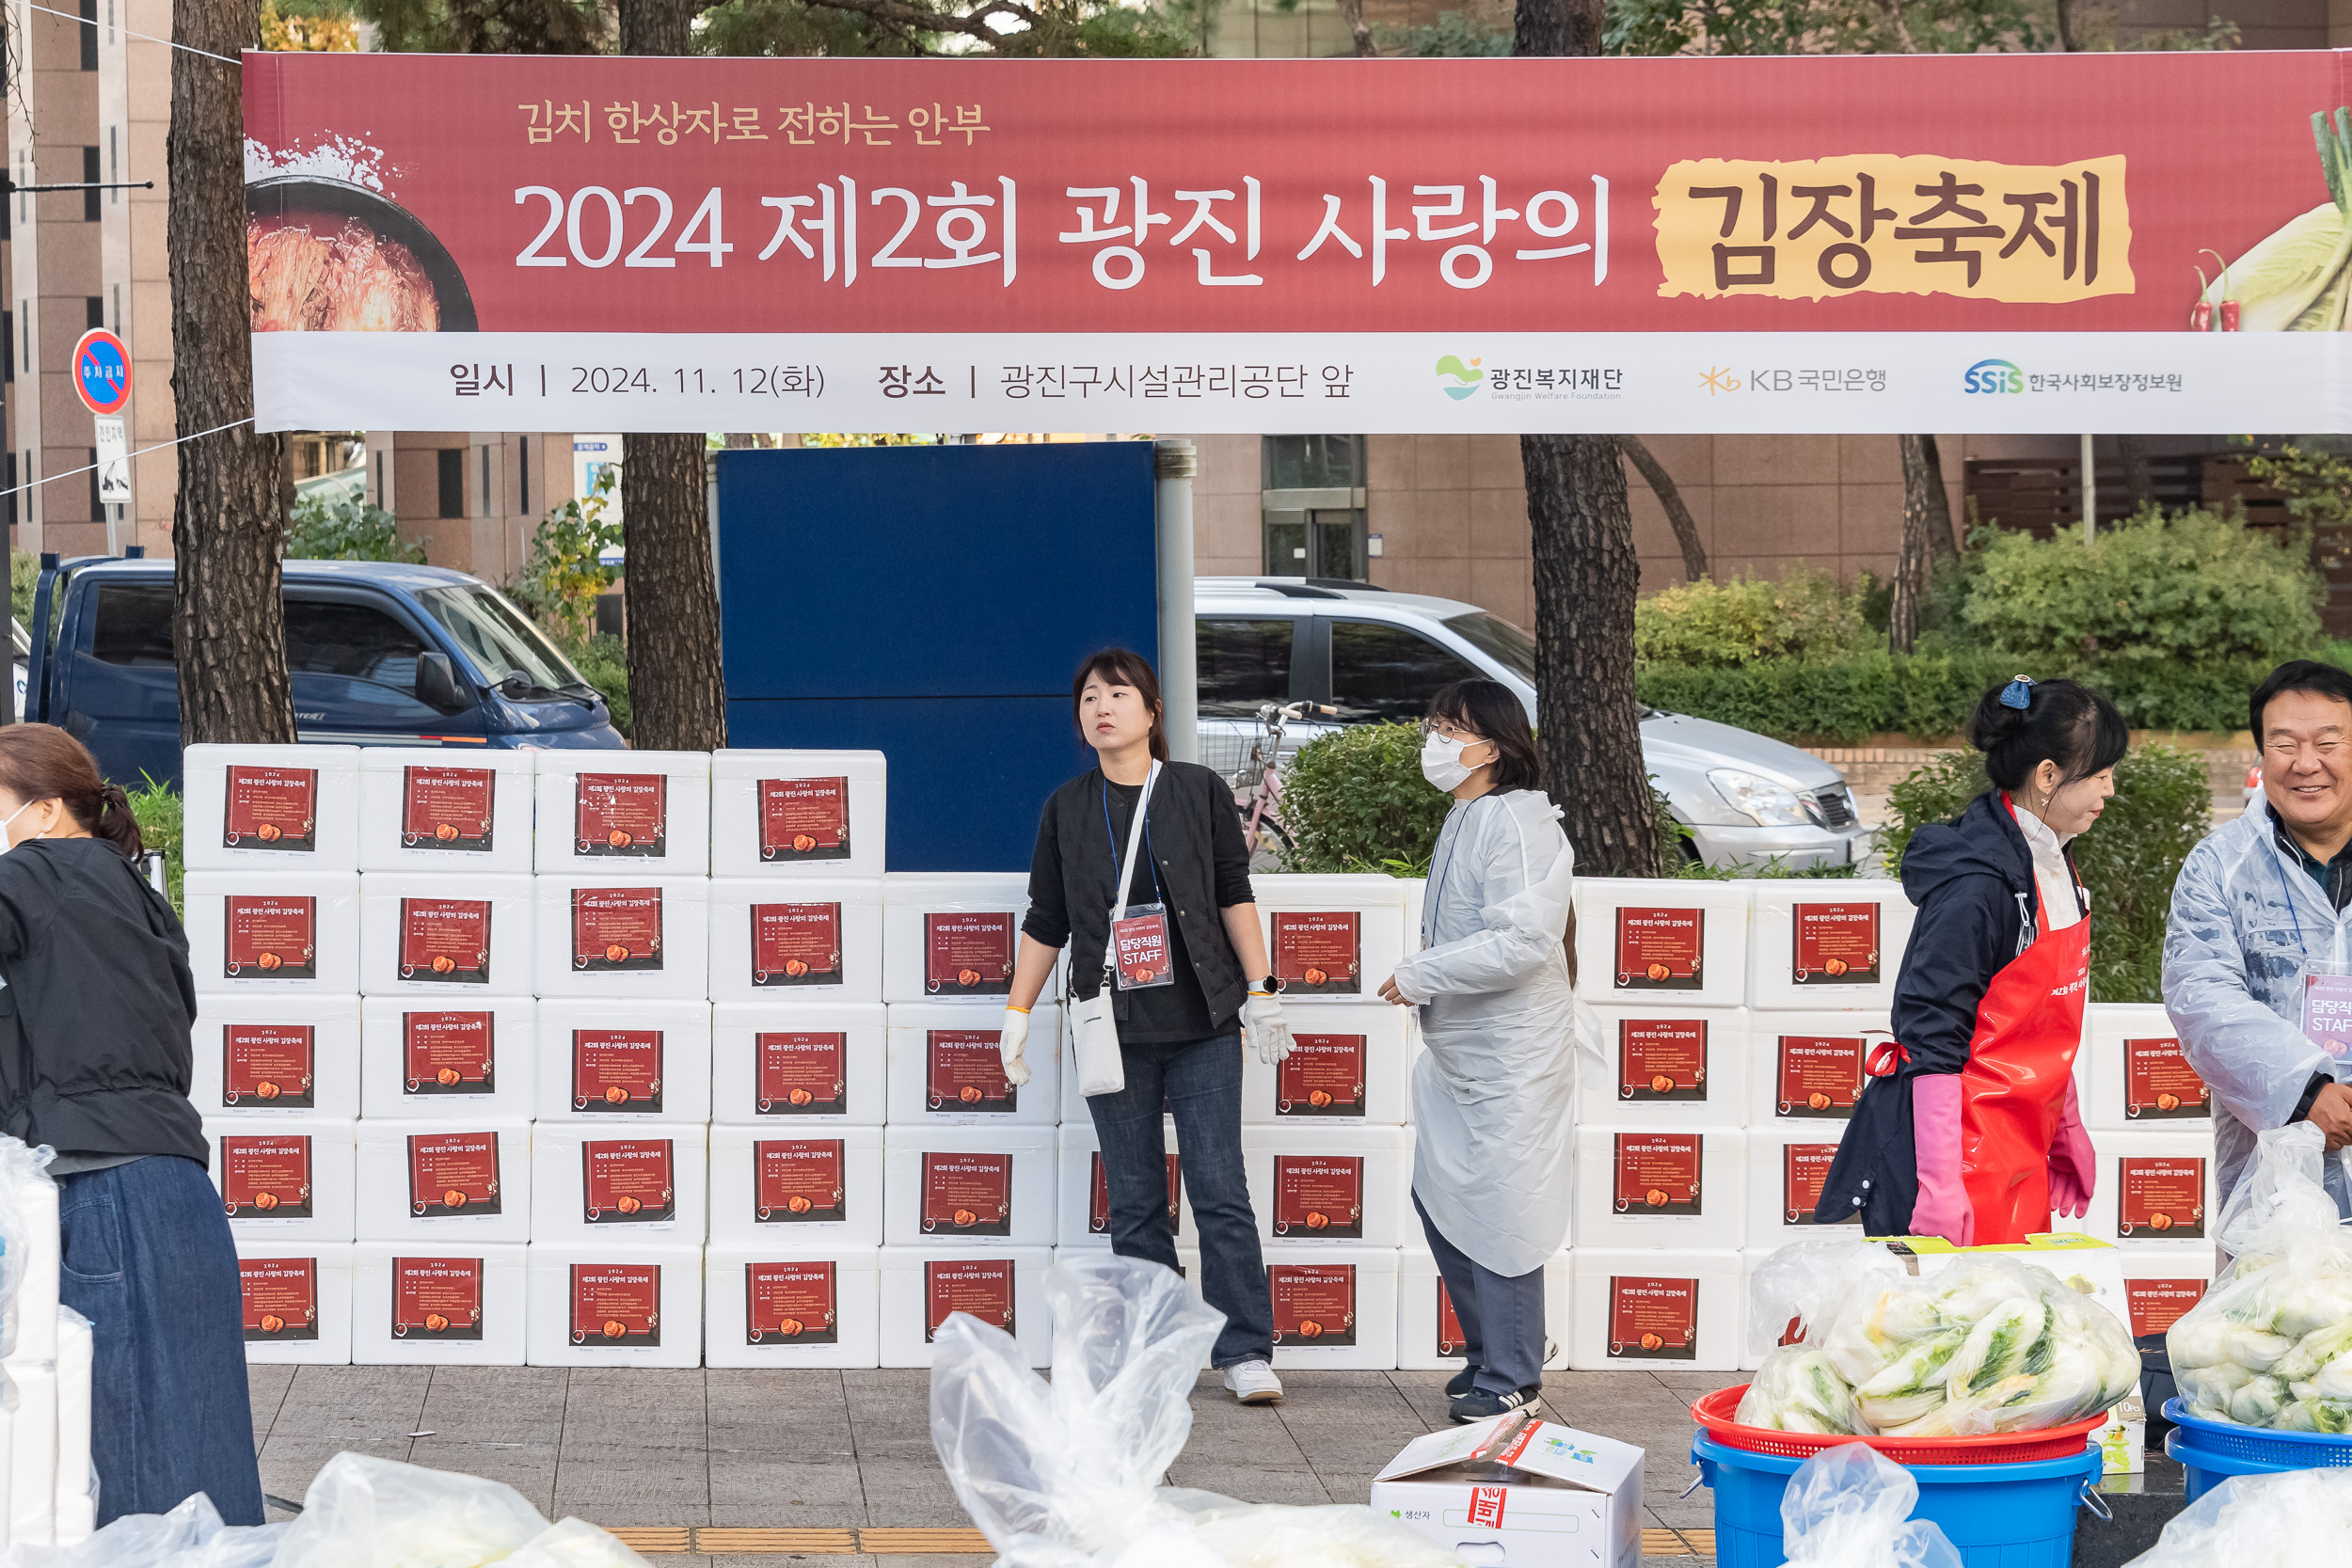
[
  {"left": 1422, "top": 734, "right": 1487, "bottom": 792},
  {"left": 0, "top": 800, "right": 37, "bottom": 852}
]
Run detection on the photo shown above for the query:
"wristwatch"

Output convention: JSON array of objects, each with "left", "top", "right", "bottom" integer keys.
[{"left": 1250, "top": 975, "right": 1283, "bottom": 995}]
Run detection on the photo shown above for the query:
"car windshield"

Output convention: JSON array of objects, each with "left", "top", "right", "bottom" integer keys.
[
  {"left": 416, "top": 586, "right": 584, "bottom": 692},
  {"left": 1442, "top": 611, "right": 1536, "bottom": 684}
]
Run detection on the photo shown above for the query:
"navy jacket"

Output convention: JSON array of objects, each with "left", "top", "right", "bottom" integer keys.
[{"left": 1815, "top": 790, "right": 2085, "bottom": 1233}]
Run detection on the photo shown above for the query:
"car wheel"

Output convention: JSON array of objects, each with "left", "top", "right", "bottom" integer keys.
[{"left": 1677, "top": 835, "right": 1706, "bottom": 871}]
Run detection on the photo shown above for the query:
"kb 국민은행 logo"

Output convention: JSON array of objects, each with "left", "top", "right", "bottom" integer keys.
[
  {"left": 1437, "top": 355, "right": 1483, "bottom": 401},
  {"left": 1963, "top": 358, "right": 2025, "bottom": 393}
]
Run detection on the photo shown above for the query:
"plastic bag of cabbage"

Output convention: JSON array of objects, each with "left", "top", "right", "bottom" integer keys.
[
  {"left": 1736, "top": 1243, "right": 2141, "bottom": 1438},
  {"left": 2168, "top": 1120, "right": 2352, "bottom": 1433},
  {"left": 2121, "top": 1465, "right": 2352, "bottom": 1568}
]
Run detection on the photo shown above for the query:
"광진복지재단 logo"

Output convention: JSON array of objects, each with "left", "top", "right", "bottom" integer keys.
[
  {"left": 1963, "top": 358, "right": 2026, "bottom": 393},
  {"left": 1437, "top": 355, "right": 1483, "bottom": 401}
]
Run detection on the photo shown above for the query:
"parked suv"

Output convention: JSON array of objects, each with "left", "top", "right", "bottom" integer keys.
[{"left": 1196, "top": 578, "right": 1871, "bottom": 871}]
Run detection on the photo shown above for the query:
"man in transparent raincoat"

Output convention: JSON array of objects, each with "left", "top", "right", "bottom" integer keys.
[{"left": 2163, "top": 661, "right": 2352, "bottom": 1225}]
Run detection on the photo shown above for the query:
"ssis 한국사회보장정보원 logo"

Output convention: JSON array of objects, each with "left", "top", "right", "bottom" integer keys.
[{"left": 1963, "top": 358, "right": 2026, "bottom": 392}]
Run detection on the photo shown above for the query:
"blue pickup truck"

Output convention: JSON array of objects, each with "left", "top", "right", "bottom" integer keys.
[{"left": 24, "top": 556, "right": 625, "bottom": 790}]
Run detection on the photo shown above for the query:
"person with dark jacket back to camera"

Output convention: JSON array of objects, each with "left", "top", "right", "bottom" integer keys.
[
  {"left": 0, "top": 724, "right": 262, "bottom": 1526},
  {"left": 1819, "top": 677, "right": 2125, "bottom": 1244}
]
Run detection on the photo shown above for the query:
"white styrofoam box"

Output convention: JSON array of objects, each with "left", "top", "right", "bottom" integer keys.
[
  {"left": 351, "top": 1242, "right": 528, "bottom": 1365},
  {"left": 882, "top": 1126, "right": 1057, "bottom": 1247},
  {"left": 708, "top": 1126, "right": 884, "bottom": 1246},
  {"left": 2113, "top": 1244, "right": 2218, "bottom": 1339},
  {"left": 236, "top": 1242, "right": 354, "bottom": 1365},
  {"left": 2084, "top": 1004, "right": 2211, "bottom": 1132},
  {"left": 358, "top": 873, "right": 534, "bottom": 996},
  {"left": 1242, "top": 1004, "right": 1414, "bottom": 1125},
  {"left": 1242, "top": 1125, "right": 1411, "bottom": 1248},
  {"left": 183, "top": 744, "right": 359, "bottom": 870},
  {"left": 359, "top": 997, "right": 537, "bottom": 1120},
  {"left": 711, "top": 1002, "right": 886, "bottom": 1127},
  {"left": 710, "top": 750, "right": 887, "bottom": 879},
  {"left": 189, "top": 994, "right": 361, "bottom": 1117},
  {"left": 184, "top": 870, "right": 360, "bottom": 992},
  {"left": 207, "top": 1117, "right": 357, "bottom": 1241},
  {"left": 879, "top": 1244, "right": 1051, "bottom": 1368},
  {"left": 1396, "top": 1248, "right": 1571, "bottom": 1371},
  {"left": 1581, "top": 1006, "right": 1751, "bottom": 1126},
  {"left": 882, "top": 875, "right": 1029, "bottom": 1003},
  {"left": 1572, "top": 879, "right": 1751, "bottom": 1007},
  {"left": 706, "top": 1243, "right": 882, "bottom": 1368},
  {"left": 1054, "top": 1120, "right": 1199, "bottom": 1247},
  {"left": 1745, "top": 1012, "right": 1893, "bottom": 1125},
  {"left": 532, "top": 877, "right": 711, "bottom": 1001},
  {"left": 530, "top": 1122, "right": 711, "bottom": 1242},
  {"left": 357, "top": 748, "right": 536, "bottom": 874},
  {"left": 355, "top": 1119, "right": 532, "bottom": 1243},
  {"left": 1573, "top": 1127, "right": 1746, "bottom": 1251},
  {"left": 1266, "top": 1243, "right": 1400, "bottom": 1370},
  {"left": 1249, "top": 874, "right": 1409, "bottom": 1002},
  {"left": 1568, "top": 1247, "right": 1744, "bottom": 1371},
  {"left": 708, "top": 879, "right": 882, "bottom": 1005},
  {"left": 532, "top": 1000, "right": 713, "bottom": 1123},
  {"left": 526, "top": 1242, "right": 705, "bottom": 1368},
  {"left": 886, "top": 1003, "right": 1061, "bottom": 1127},
  {"left": 1744, "top": 1125, "right": 1861, "bottom": 1245},
  {"left": 2048, "top": 1127, "right": 2219, "bottom": 1246},
  {"left": 533, "top": 750, "right": 712, "bottom": 876},
  {"left": 1746, "top": 883, "right": 1916, "bottom": 1012}
]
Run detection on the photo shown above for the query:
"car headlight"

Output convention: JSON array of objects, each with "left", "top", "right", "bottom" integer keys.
[{"left": 1708, "top": 768, "right": 1811, "bottom": 828}]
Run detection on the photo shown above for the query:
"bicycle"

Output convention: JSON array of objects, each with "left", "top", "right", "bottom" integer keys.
[{"left": 1237, "top": 700, "right": 1335, "bottom": 863}]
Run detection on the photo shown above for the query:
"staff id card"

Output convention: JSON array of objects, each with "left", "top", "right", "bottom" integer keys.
[
  {"left": 2306, "top": 973, "right": 2352, "bottom": 1062},
  {"left": 1113, "top": 903, "right": 1175, "bottom": 990}
]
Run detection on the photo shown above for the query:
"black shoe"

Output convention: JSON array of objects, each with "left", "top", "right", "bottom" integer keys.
[
  {"left": 1445, "top": 1365, "right": 1480, "bottom": 1398},
  {"left": 1450, "top": 1385, "right": 1543, "bottom": 1423}
]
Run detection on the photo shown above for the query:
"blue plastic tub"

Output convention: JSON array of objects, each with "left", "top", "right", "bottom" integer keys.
[
  {"left": 2163, "top": 1397, "right": 2352, "bottom": 1502},
  {"left": 1691, "top": 1432, "right": 2106, "bottom": 1568}
]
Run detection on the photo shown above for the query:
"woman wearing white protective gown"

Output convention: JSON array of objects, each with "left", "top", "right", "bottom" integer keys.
[{"left": 1379, "top": 678, "right": 1580, "bottom": 1423}]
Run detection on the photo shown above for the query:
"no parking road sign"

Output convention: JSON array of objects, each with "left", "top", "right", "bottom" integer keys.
[{"left": 72, "top": 328, "right": 130, "bottom": 417}]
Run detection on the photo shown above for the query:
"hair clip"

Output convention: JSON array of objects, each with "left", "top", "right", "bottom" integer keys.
[{"left": 2000, "top": 675, "right": 2035, "bottom": 710}]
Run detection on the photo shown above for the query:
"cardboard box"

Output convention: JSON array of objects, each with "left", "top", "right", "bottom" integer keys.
[
  {"left": 1241, "top": 1004, "right": 1414, "bottom": 1126},
  {"left": 1397, "top": 1249, "right": 1571, "bottom": 1372},
  {"left": 236, "top": 1243, "right": 354, "bottom": 1366},
  {"left": 709, "top": 750, "right": 887, "bottom": 880},
  {"left": 1242, "top": 1125, "right": 1411, "bottom": 1248},
  {"left": 882, "top": 875, "right": 1030, "bottom": 1005},
  {"left": 1746, "top": 883, "right": 1915, "bottom": 1013},
  {"left": 1573, "top": 879, "right": 1751, "bottom": 1009},
  {"left": 886, "top": 1003, "right": 1061, "bottom": 1128},
  {"left": 1055, "top": 1119, "right": 1198, "bottom": 1248},
  {"left": 357, "top": 749, "right": 536, "bottom": 875},
  {"left": 1370, "top": 1411, "right": 1644, "bottom": 1568},
  {"left": 709, "top": 879, "right": 883, "bottom": 1005},
  {"left": 357, "top": 873, "right": 535, "bottom": 996},
  {"left": 710, "top": 1001, "right": 887, "bottom": 1127},
  {"left": 534, "top": 751, "right": 712, "bottom": 877},
  {"left": 359, "top": 996, "right": 538, "bottom": 1121},
  {"left": 184, "top": 870, "right": 361, "bottom": 994},
  {"left": 708, "top": 1125, "right": 884, "bottom": 1246},
  {"left": 525, "top": 1242, "right": 705, "bottom": 1369},
  {"left": 532, "top": 999, "right": 713, "bottom": 1124},
  {"left": 2082, "top": 1005, "right": 2211, "bottom": 1133},
  {"left": 190, "top": 994, "right": 362, "bottom": 1118},
  {"left": 1249, "top": 874, "right": 1411, "bottom": 1005},
  {"left": 351, "top": 1243, "right": 528, "bottom": 1366},
  {"left": 705, "top": 1243, "right": 882, "bottom": 1368},
  {"left": 530, "top": 1123, "right": 710, "bottom": 1243},
  {"left": 878, "top": 1244, "right": 1051, "bottom": 1368},
  {"left": 184, "top": 744, "right": 360, "bottom": 871},
  {"left": 1743, "top": 1011, "right": 1892, "bottom": 1126},
  {"left": 1581, "top": 1006, "right": 1751, "bottom": 1127},
  {"left": 1572, "top": 1128, "right": 1746, "bottom": 1251},
  {"left": 532, "top": 877, "right": 711, "bottom": 1002},
  {"left": 881, "top": 1127, "right": 1057, "bottom": 1248},
  {"left": 355, "top": 1120, "right": 532, "bottom": 1243},
  {"left": 207, "top": 1117, "right": 358, "bottom": 1242}
]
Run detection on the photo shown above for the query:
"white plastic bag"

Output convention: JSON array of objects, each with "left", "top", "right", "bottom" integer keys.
[
  {"left": 2121, "top": 1466, "right": 2352, "bottom": 1568},
  {"left": 1780, "top": 1445, "right": 1962, "bottom": 1568},
  {"left": 0, "top": 1491, "right": 284, "bottom": 1568},
  {"left": 268, "top": 1453, "right": 650, "bottom": 1568}
]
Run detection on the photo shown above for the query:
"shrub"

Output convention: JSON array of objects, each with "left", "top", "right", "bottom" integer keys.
[
  {"left": 1632, "top": 567, "right": 1870, "bottom": 668},
  {"left": 1637, "top": 649, "right": 2017, "bottom": 742},
  {"left": 507, "top": 475, "right": 622, "bottom": 646},
  {"left": 561, "top": 632, "right": 631, "bottom": 739},
  {"left": 284, "top": 497, "right": 424, "bottom": 563},
  {"left": 1279, "top": 722, "right": 1452, "bottom": 875},
  {"left": 123, "top": 776, "right": 183, "bottom": 916}
]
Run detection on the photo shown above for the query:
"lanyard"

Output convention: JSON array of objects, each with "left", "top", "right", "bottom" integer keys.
[
  {"left": 1100, "top": 776, "right": 1164, "bottom": 908},
  {"left": 2275, "top": 835, "right": 2313, "bottom": 962},
  {"left": 1424, "top": 800, "right": 1471, "bottom": 934}
]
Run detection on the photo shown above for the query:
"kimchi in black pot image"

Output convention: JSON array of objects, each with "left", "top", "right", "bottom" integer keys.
[{"left": 246, "top": 175, "right": 478, "bottom": 333}]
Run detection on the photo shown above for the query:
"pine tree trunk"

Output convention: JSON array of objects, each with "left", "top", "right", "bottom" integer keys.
[
  {"left": 2116, "top": 434, "right": 2156, "bottom": 515},
  {"left": 1337, "top": 0, "right": 1375, "bottom": 55},
  {"left": 1619, "top": 436, "right": 1707, "bottom": 582},
  {"left": 1890, "top": 435, "right": 1940, "bottom": 653},
  {"left": 170, "top": 0, "right": 295, "bottom": 747}
]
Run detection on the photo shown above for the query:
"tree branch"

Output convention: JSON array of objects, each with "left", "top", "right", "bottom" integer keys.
[
  {"left": 798, "top": 0, "right": 1036, "bottom": 42},
  {"left": 1618, "top": 436, "right": 1708, "bottom": 583}
]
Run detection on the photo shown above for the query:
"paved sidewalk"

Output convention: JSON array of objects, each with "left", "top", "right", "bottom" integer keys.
[{"left": 247, "top": 1365, "right": 1720, "bottom": 1566}]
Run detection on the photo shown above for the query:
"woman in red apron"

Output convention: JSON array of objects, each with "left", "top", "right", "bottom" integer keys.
[{"left": 1819, "top": 676, "right": 2125, "bottom": 1244}]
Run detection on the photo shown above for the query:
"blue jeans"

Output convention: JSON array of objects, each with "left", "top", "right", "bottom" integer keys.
[
  {"left": 1087, "top": 1029, "right": 1273, "bottom": 1369},
  {"left": 59, "top": 1156, "right": 263, "bottom": 1527},
  {"left": 1415, "top": 1189, "right": 1547, "bottom": 1397}
]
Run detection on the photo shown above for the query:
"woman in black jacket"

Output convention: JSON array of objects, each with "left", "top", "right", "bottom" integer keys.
[{"left": 0, "top": 725, "right": 261, "bottom": 1526}]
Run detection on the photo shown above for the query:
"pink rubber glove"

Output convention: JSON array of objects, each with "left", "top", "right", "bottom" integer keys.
[
  {"left": 2047, "top": 1078, "right": 2096, "bottom": 1219},
  {"left": 1911, "top": 1073, "right": 1975, "bottom": 1245}
]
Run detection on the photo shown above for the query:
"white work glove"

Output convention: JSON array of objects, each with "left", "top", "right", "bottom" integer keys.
[
  {"left": 1242, "top": 990, "right": 1294, "bottom": 1065},
  {"left": 999, "top": 1006, "right": 1032, "bottom": 1087}
]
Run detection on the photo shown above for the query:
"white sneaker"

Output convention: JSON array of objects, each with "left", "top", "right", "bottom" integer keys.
[{"left": 1223, "top": 1358, "right": 1283, "bottom": 1404}]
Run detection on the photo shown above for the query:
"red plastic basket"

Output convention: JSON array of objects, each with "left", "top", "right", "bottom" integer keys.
[{"left": 1692, "top": 1386, "right": 2106, "bottom": 1466}]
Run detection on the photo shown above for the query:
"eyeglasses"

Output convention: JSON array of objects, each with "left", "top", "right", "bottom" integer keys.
[{"left": 1421, "top": 717, "right": 1483, "bottom": 741}]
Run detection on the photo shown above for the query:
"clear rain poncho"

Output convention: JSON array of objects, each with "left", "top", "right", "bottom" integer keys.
[{"left": 2162, "top": 808, "right": 2351, "bottom": 1222}]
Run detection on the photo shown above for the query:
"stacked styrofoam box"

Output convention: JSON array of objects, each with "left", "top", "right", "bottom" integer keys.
[
  {"left": 1744, "top": 1011, "right": 1886, "bottom": 1243},
  {"left": 2062, "top": 1004, "right": 2219, "bottom": 1249},
  {"left": 1397, "top": 1248, "right": 1571, "bottom": 1372}
]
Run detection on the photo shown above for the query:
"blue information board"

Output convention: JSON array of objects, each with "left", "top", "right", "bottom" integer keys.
[{"left": 715, "top": 442, "right": 1159, "bottom": 872}]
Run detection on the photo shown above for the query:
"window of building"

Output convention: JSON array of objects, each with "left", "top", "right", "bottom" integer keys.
[
  {"left": 4, "top": 313, "right": 12, "bottom": 384},
  {"left": 480, "top": 444, "right": 491, "bottom": 515},
  {"left": 1196, "top": 617, "right": 1295, "bottom": 716},
  {"left": 518, "top": 436, "right": 529, "bottom": 518},
  {"left": 85, "top": 297, "right": 103, "bottom": 332},
  {"left": 1260, "top": 435, "right": 1367, "bottom": 581},
  {"left": 82, "top": 148, "right": 100, "bottom": 221},
  {"left": 1328, "top": 620, "right": 1481, "bottom": 723},
  {"left": 87, "top": 447, "right": 97, "bottom": 521},
  {"left": 437, "top": 448, "right": 464, "bottom": 519},
  {"left": 77, "top": 0, "right": 96, "bottom": 70}
]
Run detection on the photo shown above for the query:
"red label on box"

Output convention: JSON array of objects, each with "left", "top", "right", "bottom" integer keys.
[
  {"left": 240, "top": 1257, "right": 319, "bottom": 1340},
  {"left": 1277, "top": 1034, "right": 1366, "bottom": 1117},
  {"left": 221, "top": 1133, "right": 313, "bottom": 1217},
  {"left": 1437, "top": 1278, "right": 1467, "bottom": 1357},
  {"left": 582, "top": 1138, "right": 675, "bottom": 1223},
  {"left": 407, "top": 1130, "right": 502, "bottom": 1216},
  {"left": 756, "top": 1032, "right": 847, "bottom": 1115},
  {"left": 2120, "top": 1156, "right": 2206, "bottom": 1239},
  {"left": 1466, "top": 1488, "right": 1507, "bottom": 1530},
  {"left": 224, "top": 895, "right": 317, "bottom": 980},
  {"left": 1616, "top": 1018, "right": 1708, "bottom": 1102},
  {"left": 1269, "top": 1263, "right": 1357, "bottom": 1346},
  {"left": 2127, "top": 1278, "right": 2208, "bottom": 1338},
  {"left": 402, "top": 765, "right": 495, "bottom": 851},
  {"left": 752, "top": 902, "right": 843, "bottom": 988},
  {"left": 2124, "top": 1037, "right": 2211, "bottom": 1120},
  {"left": 1609, "top": 1275, "right": 1699, "bottom": 1360},
  {"left": 921, "top": 1151, "right": 1012, "bottom": 1236},
  {"left": 1777, "top": 1036, "right": 1867, "bottom": 1117},
  {"left": 759, "top": 776, "right": 851, "bottom": 863},
  {"left": 223, "top": 766, "right": 317, "bottom": 851},
  {"left": 1614, "top": 907, "right": 1703, "bottom": 990},
  {"left": 572, "top": 1029, "right": 664, "bottom": 1113},
  {"left": 925, "top": 912, "right": 1015, "bottom": 995},
  {"left": 746, "top": 1260, "right": 838, "bottom": 1343},
  {"left": 1272, "top": 1154, "right": 1363, "bottom": 1239},
  {"left": 1270, "top": 911, "right": 1360, "bottom": 995},
  {"left": 1089, "top": 1150, "right": 1181, "bottom": 1234},
  {"left": 927, "top": 1030, "right": 1015, "bottom": 1114},
  {"left": 392, "top": 1256, "right": 483, "bottom": 1339},
  {"left": 1614, "top": 1132, "right": 1704, "bottom": 1216},
  {"left": 575, "top": 772, "right": 667, "bottom": 858},
  {"left": 1783, "top": 1143, "right": 1839, "bottom": 1224},
  {"left": 571, "top": 886, "right": 663, "bottom": 972},
  {"left": 755, "top": 1137, "right": 846, "bottom": 1223},
  {"left": 398, "top": 897, "right": 492, "bottom": 985},
  {"left": 1793, "top": 903, "right": 1881, "bottom": 985},
  {"left": 222, "top": 1022, "right": 315, "bottom": 1107},
  {"left": 571, "top": 1262, "right": 660, "bottom": 1346},
  {"left": 926, "top": 1258, "right": 1015, "bottom": 1341},
  {"left": 404, "top": 1010, "right": 495, "bottom": 1096}
]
